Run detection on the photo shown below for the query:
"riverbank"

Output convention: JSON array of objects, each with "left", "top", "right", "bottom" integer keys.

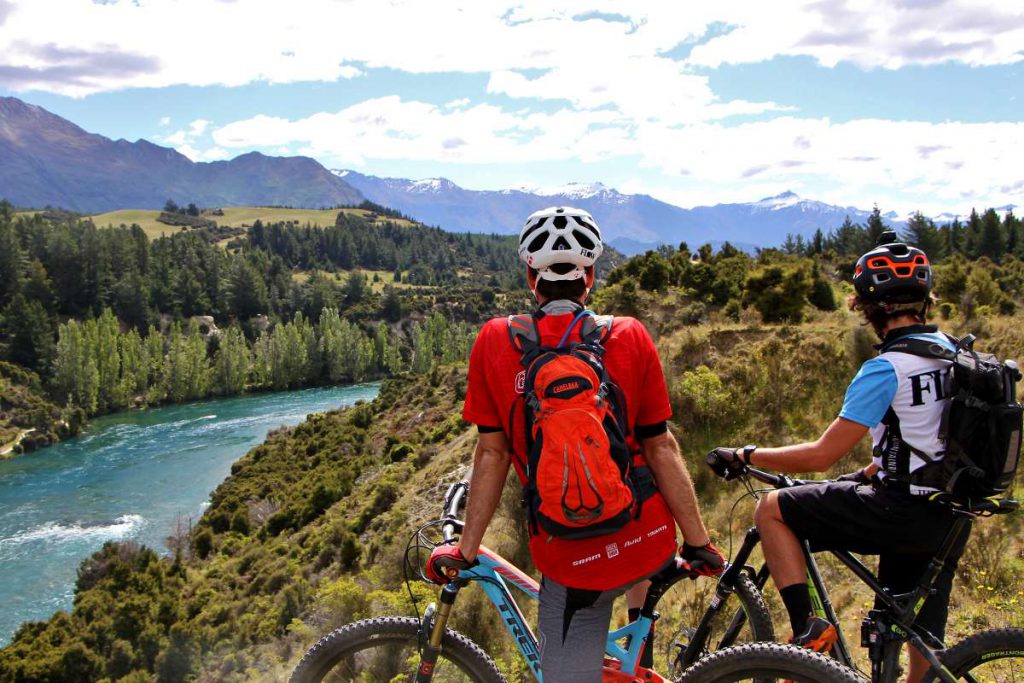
[
  {"left": 0, "top": 382, "right": 380, "bottom": 647},
  {"left": 0, "top": 429, "right": 34, "bottom": 458}
]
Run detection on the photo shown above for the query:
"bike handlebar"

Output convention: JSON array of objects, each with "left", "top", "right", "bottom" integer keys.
[
  {"left": 704, "top": 451, "right": 1020, "bottom": 516},
  {"left": 440, "top": 481, "right": 468, "bottom": 543},
  {"left": 705, "top": 450, "right": 817, "bottom": 488}
]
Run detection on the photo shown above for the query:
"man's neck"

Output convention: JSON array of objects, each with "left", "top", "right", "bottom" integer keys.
[
  {"left": 538, "top": 299, "right": 585, "bottom": 316},
  {"left": 880, "top": 314, "right": 924, "bottom": 336}
]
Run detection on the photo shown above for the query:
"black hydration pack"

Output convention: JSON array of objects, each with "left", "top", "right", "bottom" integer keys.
[{"left": 881, "top": 333, "right": 1023, "bottom": 500}]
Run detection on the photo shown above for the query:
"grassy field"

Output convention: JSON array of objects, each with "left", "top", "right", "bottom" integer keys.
[
  {"left": 88, "top": 209, "right": 182, "bottom": 239},
  {"left": 88, "top": 206, "right": 417, "bottom": 241},
  {"left": 291, "top": 268, "right": 420, "bottom": 292}
]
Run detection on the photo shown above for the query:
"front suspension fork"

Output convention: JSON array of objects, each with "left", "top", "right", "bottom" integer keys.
[{"left": 416, "top": 583, "right": 460, "bottom": 682}]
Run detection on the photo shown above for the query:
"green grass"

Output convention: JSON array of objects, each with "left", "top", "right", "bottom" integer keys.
[
  {"left": 88, "top": 209, "right": 184, "bottom": 239},
  {"left": 88, "top": 206, "right": 418, "bottom": 241},
  {"left": 291, "top": 268, "right": 420, "bottom": 292}
]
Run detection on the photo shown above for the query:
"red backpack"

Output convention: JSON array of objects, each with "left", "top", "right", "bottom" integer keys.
[{"left": 508, "top": 310, "right": 645, "bottom": 540}]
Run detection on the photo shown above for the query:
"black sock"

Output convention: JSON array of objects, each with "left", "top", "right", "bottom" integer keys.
[
  {"left": 628, "top": 607, "right": 655, "bottom": 668},
  {"left": 779, "top": 584, "right": 812, "bottom": 636}
]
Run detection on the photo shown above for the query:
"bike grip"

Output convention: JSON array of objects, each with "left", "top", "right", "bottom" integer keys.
[{"left": 705, "top": 450, "right": 721, "bottom": 466}]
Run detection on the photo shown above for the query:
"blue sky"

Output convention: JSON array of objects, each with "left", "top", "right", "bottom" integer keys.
[{"left": 1, "top": 0, "right": 1022, "bottom": 215}]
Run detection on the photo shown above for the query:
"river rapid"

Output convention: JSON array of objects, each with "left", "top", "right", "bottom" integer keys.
[{"left": 0, "top": 383, "right": 380, "bottom": 646}]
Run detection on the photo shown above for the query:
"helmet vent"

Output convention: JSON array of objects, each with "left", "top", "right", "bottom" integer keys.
[
  {"left": 573, "top": 215, "right": 600, "bottom": 237},
  {"left": 553, "top": 216, "right": 568, "bottom": 229},
  {"left": 573, "top": 230, "right": 595, "bottom": 250},
  {"left": 527, "top": 233, "right": 548, "bottom": 253},
  {"left": 888, "top": 244, "right": 909, "bottom": 256},
  {"left": 875, "top": 273, "right": 891, "bottom": 282},
  {"left": 552, "top": 236, "right": 571, "bottom": 251},
  {"left": 520, "top": 221, "right": 545, "bottom": 245}
]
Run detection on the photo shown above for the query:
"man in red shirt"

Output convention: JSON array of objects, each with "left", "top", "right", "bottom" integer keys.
[{"left": 428, "top": 206, "right": 721, "bottom": 681}]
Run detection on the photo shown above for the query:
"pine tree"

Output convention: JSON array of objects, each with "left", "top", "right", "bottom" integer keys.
[
  {"left": 0, "top": 208, "right": 23, "bottom": 308},
  {"left": 979, "top": 208, "right": 1005, "bottom": 261},
  {"left": 902, "top": 212, "right": 946, "bottom": 261},
  {"left": 866, "top": 206, "right": 887, "bottom": 246},
  {"left": 3, "top": 294, "right": 55, "bottom": 375}
]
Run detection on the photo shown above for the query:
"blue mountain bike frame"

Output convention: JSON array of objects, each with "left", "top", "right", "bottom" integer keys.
[{"left": 453, "top": 547, "right": 656, "bottom": 682}]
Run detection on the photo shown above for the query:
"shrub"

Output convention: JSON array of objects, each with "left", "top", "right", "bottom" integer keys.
[
  {"left": 230, "top": 509, "right": 251, "bottom": 536},
  {"left": 742, "top": 264, "right": 810, "bottom": 323},
  {"left": 193, "top": 530, "right": 213, "bottom": 559}
]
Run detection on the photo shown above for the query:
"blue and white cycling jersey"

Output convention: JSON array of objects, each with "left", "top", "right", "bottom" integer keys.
[{"left": 839, "top": 331, "right": 955, "bottom": 487}]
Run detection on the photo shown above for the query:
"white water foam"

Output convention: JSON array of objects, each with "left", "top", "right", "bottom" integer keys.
[{"left": 0, "top": 514, "right": 144, "bottom": 549}]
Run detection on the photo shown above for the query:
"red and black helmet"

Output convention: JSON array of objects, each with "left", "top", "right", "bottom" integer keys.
[{"left": 853, "top": 235, "right": 932, "bottom": 304}]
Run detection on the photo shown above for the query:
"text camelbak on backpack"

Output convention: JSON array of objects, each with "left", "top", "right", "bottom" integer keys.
[
  {"left": 884, "top": 333, "right": 1023, "bottom": 499},
  {"left": 508, "top": 310, "right": 653, "bottom": 539}
]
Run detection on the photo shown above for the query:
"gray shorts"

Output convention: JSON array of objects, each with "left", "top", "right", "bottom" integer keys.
[{"left": 537, "top": 557, "right": 673, "bottom": 682}]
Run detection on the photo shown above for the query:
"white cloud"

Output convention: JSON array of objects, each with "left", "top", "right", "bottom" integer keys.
[
  {"left": 213, "top": 96, "right": 622, "bottom": 166},
  {"left": 1, "top": 1, "right": 1019, "bottom": 99},
  {"left": 211, "top": 96, "right": 1024, "bottom": 213},
  {"left": 687, "top": 1, "right": 1024, "bottom": 70},
  {"left": 158, "top": 115, "right": 170, "bottom": 126},
  {"left": 174, "top": 144, "right": 229, "bottom": 162},
  {"left": 156, "top": 117, "right": 220, "bottom": 161}
]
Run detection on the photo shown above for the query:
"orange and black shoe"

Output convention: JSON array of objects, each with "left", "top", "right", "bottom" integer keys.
[{"left": 790, "top": 616, "right": 838, "bottom": 654}]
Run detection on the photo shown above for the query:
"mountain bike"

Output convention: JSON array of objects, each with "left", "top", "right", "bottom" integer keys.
[
  {"left": 291, "top": 482, "right": 858, "bottom": 682},
  {"left": 703, "top": 450, "right": 1024, "bottom": 683}
]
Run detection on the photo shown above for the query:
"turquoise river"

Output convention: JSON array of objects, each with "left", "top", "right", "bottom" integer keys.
[{"left": 0, "top": 382, "right": 380, "bottom": 646}]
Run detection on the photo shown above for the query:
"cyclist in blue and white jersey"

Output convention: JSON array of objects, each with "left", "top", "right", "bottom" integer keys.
[{"left": 712, "top": 233, "right": 970, "bottom": 683}]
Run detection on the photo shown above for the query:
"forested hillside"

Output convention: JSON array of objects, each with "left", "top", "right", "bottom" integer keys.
[
  {"left": 2, "top": 206, "right": 1023, "bottom": 680},
  {"left": 0, "top": 200, "right": 538, "bottom": 451}
]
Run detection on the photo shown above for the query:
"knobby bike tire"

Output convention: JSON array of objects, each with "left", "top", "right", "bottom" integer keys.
[
  {"left": 669, "top": 572, "right": 776, "bottom": 675},
  {"left": 676, "top": 642, "right": 864, "bottom": 682},
  {"left": 922, "top": 627, "right": 1024, "bottom": 682},
  {"left": 291, "top": 616, "right": 506, "bottom": 683}
]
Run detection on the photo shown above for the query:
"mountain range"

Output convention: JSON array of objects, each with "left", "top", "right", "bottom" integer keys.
[
  {"left": 337, "top": 170, "right": 898, "bottom": 252},
  {"left": 0, "top": 97, "right": 362, "bottom": 212},
  {"left": 1, "top": 96, "right": 1016, "bottom": 251}
]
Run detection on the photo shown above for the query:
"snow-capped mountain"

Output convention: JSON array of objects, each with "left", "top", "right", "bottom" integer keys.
[{"left": 336, "top": 170, "right": 902, "bottom": 252}]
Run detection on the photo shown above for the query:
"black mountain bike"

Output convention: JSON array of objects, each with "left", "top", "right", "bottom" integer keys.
[{"left": 701, "top": 451, "right": 1024, "bottom": 682}]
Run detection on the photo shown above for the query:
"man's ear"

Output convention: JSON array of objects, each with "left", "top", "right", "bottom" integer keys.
[
  {"left": 526, "top": 268, "right": 539, "bottom": 297},
  {"left": 584, "top": 267, "right": 596, "bottom": 289}
]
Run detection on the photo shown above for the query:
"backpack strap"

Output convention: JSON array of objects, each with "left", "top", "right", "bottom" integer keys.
[
  {"left": 578, "top": 313, "right": 614, "bottom": 347},
  {"left": 881, "top": 335, "right": 956, "bottom": 361},
  {"left": 507, "top": 314, "right": 542, "bottom": 365}
]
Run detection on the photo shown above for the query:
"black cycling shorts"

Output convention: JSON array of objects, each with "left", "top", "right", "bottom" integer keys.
[{"left": 776, "top": 480, "right": 971, "bottom": 639}]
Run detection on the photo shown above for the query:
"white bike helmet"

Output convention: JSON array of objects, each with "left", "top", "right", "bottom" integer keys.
[{"left": 518, "top": 206, "right": 604, "bottom": 281}]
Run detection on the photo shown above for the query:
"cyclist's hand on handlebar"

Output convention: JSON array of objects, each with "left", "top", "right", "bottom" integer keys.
[
  {"left": 681, "top": 541, "right": 726, "bottom": 577},
  {"left": 706, "top": 447, "right": 748, "bottom": 480},
  {"left": 426, "top": 544, "right": 477, "bottom": 584}
]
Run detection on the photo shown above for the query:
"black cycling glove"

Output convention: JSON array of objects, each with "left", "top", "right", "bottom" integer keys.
[
  {"left": 706, "top": 447, "right": 749, "bottom": 480},
  {"left": 681, "top": 541, "right": 726, "bottom": 577}
]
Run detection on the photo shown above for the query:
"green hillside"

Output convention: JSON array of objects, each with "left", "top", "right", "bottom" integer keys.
[{"left": 3, "top": 206, "right": 1024, "bottom": 679}]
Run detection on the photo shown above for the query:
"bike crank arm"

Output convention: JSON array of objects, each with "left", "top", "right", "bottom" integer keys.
[{"left": 416, "top": 583, "right": 460, "bottom": 682}]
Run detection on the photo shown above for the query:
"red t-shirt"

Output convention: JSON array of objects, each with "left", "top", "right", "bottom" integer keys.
[{"left": 463, "top": 307, "right": 677, "bottom": 590}]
